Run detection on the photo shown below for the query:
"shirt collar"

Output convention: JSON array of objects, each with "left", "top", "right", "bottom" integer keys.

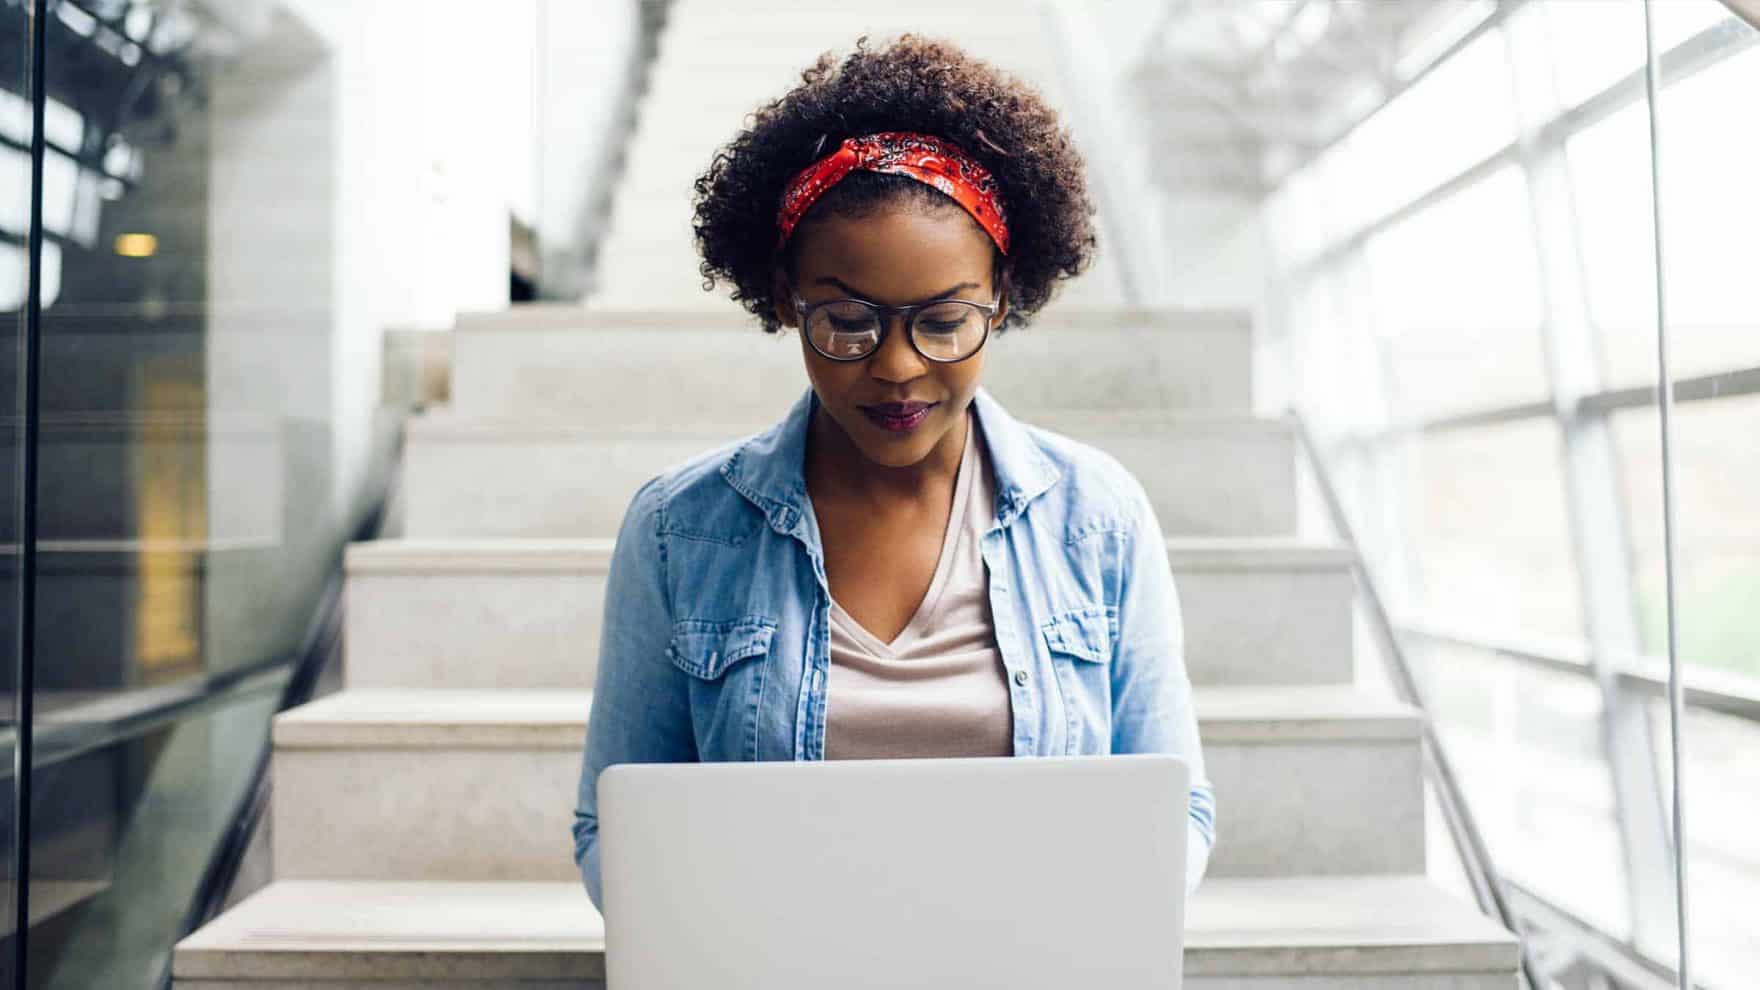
[{"left": 719, "top": 384, "right": 1064, "bottom": 542}]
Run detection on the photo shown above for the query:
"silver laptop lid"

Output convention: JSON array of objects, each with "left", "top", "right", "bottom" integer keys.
[{"left": 599, "top": 753, "right": 1188, "bottom": 989}]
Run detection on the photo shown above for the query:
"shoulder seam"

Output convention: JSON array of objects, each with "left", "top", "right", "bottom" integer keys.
[{"left": 651, "top": 472, "right": 674, "bottom": 622}]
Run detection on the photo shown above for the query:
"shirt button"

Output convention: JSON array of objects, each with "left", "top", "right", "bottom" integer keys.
[{"left": 1013, "top": 669, "right": 1029, "bottom": 686}]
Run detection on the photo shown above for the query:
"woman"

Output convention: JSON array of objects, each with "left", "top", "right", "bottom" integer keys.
[{"left": 573, "top": 33, "right": 1213, "bottom": 910}]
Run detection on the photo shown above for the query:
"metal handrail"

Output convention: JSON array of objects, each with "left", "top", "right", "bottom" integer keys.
[
  {"left": 1291, "top": 412, "right": 1545, "bottom": 990},
  {"left": 1323, "top": 364, "right": 1760, "bottom": 446},
  {"left": 1398, "top": 618, "right": 1760, "bottom": 725}
]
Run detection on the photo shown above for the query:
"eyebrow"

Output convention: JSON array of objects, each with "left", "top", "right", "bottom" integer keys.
[{"left": 811, "top": 276, "right": 981, "bottom": 305}]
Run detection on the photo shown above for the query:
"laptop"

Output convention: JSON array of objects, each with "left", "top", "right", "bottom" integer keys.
[{"left": 598, "top": 753, "right": 1188, "bottom": 989}]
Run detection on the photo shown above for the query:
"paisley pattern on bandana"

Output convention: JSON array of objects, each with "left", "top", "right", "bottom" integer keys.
[{"left": 776, "top": 131, "right": 1010, "bottom": 255}]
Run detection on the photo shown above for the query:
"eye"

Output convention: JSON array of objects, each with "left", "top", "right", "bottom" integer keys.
[
  {"left": 916, "top": 302, "right": 981, "bottom": 335},
  {"left": 829, "top": 314, "right": 876, "bottom": 332}
]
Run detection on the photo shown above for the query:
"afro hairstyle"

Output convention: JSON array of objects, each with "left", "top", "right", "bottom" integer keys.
[{"left": 690, "top": 32, "right": 1100, "bottom": 334}]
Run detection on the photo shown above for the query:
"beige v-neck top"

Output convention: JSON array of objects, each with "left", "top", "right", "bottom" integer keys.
[{"left": 824, "top": 412, "right": 1015, "bottom": 760}]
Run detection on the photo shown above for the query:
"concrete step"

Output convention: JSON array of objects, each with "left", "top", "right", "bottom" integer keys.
[
  {"left": 269, "top": 689, "right": 588, "bottom": 884},
  {"left": 448, "top": 314, "right": 1253, "bottom": 419},
  {"left": 399, "top": 411, "right": 1296, "bottom": 539},
  {"left": 343, "top": 539, "right": 609, "bottom": 691},
  {"left": 1196, "top": 685, "right": 1423, "bottom": 877},
  {"left": 1037, "top": 410, "right": 1298, "bottom": 538},
  {"left": 400, "top": 416, "right": 751, "bottom": 539},
  {"left": 343, "top": 537, "right": 1351, "bottom": 692},
  {"left": 455, "top": 304, "right": 1237, "bottom": 335},
  {"left": 173, "top": 874, "right": 1517, "bottom": 988},
  {"left": 266, "top": 685, "right": 1419, "bottom": 883},
  {"left": 584, "top": 260, "right": 1130, "bottom": 311},
  {"left": 1167, "top": 539, "right": 1354, "bottom": 685}
]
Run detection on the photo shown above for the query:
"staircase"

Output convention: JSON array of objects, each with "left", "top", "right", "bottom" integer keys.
[{"left": 173, "top": 2, "right": 1520, "bottom": 987}]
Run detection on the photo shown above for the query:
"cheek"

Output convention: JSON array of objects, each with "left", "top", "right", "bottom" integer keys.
[
  {"left": 799, "top": 342, "right": 855, "bottom": 396},
  {"left": 947, "top": 353, "right": 986, "bottom": 398}
]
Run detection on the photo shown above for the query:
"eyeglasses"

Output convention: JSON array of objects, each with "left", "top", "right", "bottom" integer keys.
[{"left": 787, "top": 283, "right": 1001, "bottom": 364}]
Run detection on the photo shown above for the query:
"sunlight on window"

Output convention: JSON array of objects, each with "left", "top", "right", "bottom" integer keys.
[
  {"left": 1364, "top": 166, "right": 1548, "bottom": 418},
  {"left": 1417, "top": 642, "right": 1630, "bottom": 939},
  {"left": 1570, "top": 45, "right": 1760, "bottom": 388},
  {"left": 1543, "top": 0, "right": 1735, "bottom": 110},
  {"left": 1402, "top": 419, "right": 1583, "bottom": 638},
  {"left": 1615, "top": 394, "right": 1760, "bottom": 683},
  {"left": 1347, "top": 27, "right": 1519, "bottom": 223}
]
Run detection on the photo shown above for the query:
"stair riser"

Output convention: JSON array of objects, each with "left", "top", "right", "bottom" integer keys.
[
  {"left": 269, "top": 731, "right": 1415, "bottom": 882},
  {"left": 452, "top": 329, "right": 801, "bottom": 423},
  {"left": 344, "top": 570, "right": 604, "bottom": 691},
  {"left": 450, "top": 328, "right": 1252, "bottom": 420},
  {"left": 271, "top": 747, "right": 581, "bottom": 884},
  {"left": 1186, "top": 977, "right": 1510, "bottom": 989},
  {"left": 1057, "top": 424, "right": 1297, "bottom": 538},
  {"left": 585, "top": 283, "right": 1128, "bottom": 314},
  {"left": 402, "top": 432, "right": 726, "bottom": 539},
  {"left": 344, "top": 552, "right": 1350, "bottom": 692},
  {"left": 1178, "top": 567, "right": 1354, "bottom": 685},
  {"left": 584, "top": 277, "right": 1128, "bottom": 312},
  {"left": 402, "top": 425, "right": 1295, "bottom": 539},
  {"left": 1203, "top": 738, "right": 1425, "bottom": 877},
  {"left": 177, "top": 981, "right": 606, "bottom": 989},
  {"left": 173, "top": 963, "right": 1513, "bottom": 989}
]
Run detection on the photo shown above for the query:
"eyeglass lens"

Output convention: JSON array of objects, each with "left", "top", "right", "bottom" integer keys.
[{"left": 806, "top": 300, "right": 988, "bottom": 361}]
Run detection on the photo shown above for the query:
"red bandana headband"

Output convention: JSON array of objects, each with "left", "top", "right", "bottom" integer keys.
[{"left": 775, "top": 131, "right": 1010, "bottom": 255}]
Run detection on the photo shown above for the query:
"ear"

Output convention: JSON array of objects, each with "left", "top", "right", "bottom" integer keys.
[
  {"left": 772, "top": 268, "right": 796, "bottom": 329},
  {"left": 992, "top": 261, "right": 1011, "bottom": 326}
]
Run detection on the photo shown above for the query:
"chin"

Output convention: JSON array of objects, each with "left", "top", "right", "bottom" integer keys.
[
  {"left": 845, "top": 413, "right": 945, "bottom": 466},
  {"left": 857, "top": 441, "right": 935, "bottom": 468}
]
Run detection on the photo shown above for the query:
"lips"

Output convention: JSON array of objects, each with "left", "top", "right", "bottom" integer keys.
[
  {"left": 860, "top": 400, "right": 937, "bottom": 433},
  {"left": 864, "top": 401, "right": 935, "bottom": 417}
]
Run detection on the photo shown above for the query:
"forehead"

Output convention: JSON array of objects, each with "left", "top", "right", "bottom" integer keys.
[{"left": 792, "top": 206, "right": 994, "bottom": 301}]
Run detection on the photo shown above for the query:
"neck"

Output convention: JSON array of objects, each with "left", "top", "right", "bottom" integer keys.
[{"left": 805, "top": 402, "right": 969, "bottom": 509}]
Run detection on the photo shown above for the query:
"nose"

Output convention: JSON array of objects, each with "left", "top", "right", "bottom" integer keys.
[{"left": 867, "top": 312, "right": 928, "bottom": 383}]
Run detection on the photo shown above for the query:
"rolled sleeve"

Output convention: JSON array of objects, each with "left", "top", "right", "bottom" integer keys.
[
  {"left": 1108, "top": 471, "right": 1215, "bottom": 894},
  {"left": 572, "top": 475, "right": 697, "bottom": 912}
]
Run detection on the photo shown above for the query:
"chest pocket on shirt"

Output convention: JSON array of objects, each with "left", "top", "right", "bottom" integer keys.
[
  {"left": 1040, "top": 604, "right": 1113, "bottom": 664},
  {"left": 1041, "top": 604, "right": 1115, "bottom": 754},
  {"left": 666, "top": 614, "right": 777, "bottom": 761},
  {"left": 667, "top": 615, "right": 777, "bottom": 679}
]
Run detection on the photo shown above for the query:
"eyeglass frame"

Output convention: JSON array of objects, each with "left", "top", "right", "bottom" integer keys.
[{"left": 785, "top": 280, "right": 1004, "bottom": 364}]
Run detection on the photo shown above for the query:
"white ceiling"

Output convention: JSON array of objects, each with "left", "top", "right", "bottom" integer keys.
[{"left": 1121, "top": 0, "right": 1500, "bottom": 197}]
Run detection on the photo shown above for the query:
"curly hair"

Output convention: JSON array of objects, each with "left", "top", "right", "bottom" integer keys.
[{"left": 690, "top": 33, "right": 1099, "bottom": 335}]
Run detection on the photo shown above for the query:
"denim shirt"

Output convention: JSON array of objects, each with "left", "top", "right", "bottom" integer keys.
[{"left": 572, "top": 384, "right": 1216, "bottom": 910}]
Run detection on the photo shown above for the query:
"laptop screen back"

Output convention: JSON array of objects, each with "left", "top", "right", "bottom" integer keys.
[{"left": 599, "top": 753, "right": 1188, "bottom": 989}]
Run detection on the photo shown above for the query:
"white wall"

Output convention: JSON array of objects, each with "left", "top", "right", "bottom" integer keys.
[
  {"left": 535, "top": 0, "right": 643, "bottom": 298},
  {"left": 219, "top": 0, "right": 640, "bottom": 509},
  {"left": 221, "top": 0, "right": 547, "bottom": 512},
  {"left": 1049, "top": 0, "right": 1272, "bottom": 315}
]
